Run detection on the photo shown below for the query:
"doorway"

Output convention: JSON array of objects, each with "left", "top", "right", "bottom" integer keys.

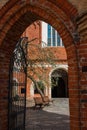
[{"left": 51, "top": 69, "right": 68, "bottom": 98}]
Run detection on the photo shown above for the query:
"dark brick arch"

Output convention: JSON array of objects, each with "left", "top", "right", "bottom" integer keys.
[{"left": 0, "top": 1, "right": 81, "bottom": 130}]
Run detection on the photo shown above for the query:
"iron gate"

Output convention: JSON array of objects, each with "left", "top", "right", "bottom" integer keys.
[{"left": 9, "top": 37, "right": 28, "bottom": 130}]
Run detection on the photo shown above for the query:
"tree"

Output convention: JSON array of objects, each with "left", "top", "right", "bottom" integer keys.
[{"left": 14, "top": 37, "right": 56, "bottom": 100}]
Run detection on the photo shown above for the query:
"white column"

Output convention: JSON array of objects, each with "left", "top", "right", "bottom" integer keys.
[
  {"left": 30, "top": 84, "right": 34, "bottom": 97},
  {"left": 49, "top": 87, "right": 51, "bottom": 99},
  {"left": 42, "top": 21, "right": 47, "bottom": 47}
]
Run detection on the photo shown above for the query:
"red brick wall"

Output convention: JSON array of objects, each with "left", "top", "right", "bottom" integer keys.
[
  {"left": 22, "top": 21, "right": 67, "bottom": 60},
  {"left": 22, "top": 21, "right": 41, "bottom": 44},
  {"left": 0, "top": 0, "right": 87, "bottom": 130},
  {"left": 76, "top": 12, "right": 87, "bottom": 129}
]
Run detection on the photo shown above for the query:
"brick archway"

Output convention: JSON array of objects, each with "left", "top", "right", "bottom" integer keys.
[{"left": 0, "top": 1, "right": 80, "bottom": 130}]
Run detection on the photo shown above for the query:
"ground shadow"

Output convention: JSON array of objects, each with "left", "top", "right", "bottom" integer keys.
[{"left": 26, "top": 106, "right": 70, "bottom": 130}]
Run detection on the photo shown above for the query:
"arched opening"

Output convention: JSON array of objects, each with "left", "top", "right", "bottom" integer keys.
[
  {"left": 20, "top": 21, "right": 69, "bottom": 130},
  {"left": 0, "top": 1, "right": 80, "bottom": 130},
  {"left": 8, "top": 22, "right": 70, "bottom": 130},
  {"left": 51, "top": 69, "right": 68, "bottom": 98}
]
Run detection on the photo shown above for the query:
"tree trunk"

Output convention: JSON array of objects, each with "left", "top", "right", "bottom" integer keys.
[
  {"left": 27, "top": 75, "right": 45, "bottom": 100},
  {"left": 35, "top": 81, "right": 44, "bottom": 99}
]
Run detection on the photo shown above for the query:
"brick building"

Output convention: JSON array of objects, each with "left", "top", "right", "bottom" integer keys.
[
  {"left": 0, "top": 0, "right": 87, "bottom": 130},
  {"left": 21, "top": 21, "right": 68, "bottom": 99}
]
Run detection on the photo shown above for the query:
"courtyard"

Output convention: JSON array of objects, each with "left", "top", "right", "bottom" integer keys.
[{"left": 26, "top": 98, "right": 70, "bottom": 130}]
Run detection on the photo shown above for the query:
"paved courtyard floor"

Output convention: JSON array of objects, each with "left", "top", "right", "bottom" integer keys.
[{"left": 25, "top": 98, "right": 70, "bottom": 130}]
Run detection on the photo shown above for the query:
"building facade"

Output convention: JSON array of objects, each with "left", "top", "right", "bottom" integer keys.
[{"left": 22, "top": 21, "right": 68, "bottom": 99}]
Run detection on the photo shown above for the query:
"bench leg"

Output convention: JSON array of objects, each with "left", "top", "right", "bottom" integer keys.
[{"left": 34, "top": 104, "right": 43, "bottom": 110}]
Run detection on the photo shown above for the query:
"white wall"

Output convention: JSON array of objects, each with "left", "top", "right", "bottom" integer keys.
[{"left": 42, "top": 21, "right": 47, "bottom": 47}]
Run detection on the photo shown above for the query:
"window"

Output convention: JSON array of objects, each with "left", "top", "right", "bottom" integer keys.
[
  {"left": 52, "top": 28, "right": 56, "bottom": 46},
  {"left": 42, "top": 22, "right": 64, "bottom": 47},
  {"left": 48, "top": 24, "right": 51, "bottom": 46}
]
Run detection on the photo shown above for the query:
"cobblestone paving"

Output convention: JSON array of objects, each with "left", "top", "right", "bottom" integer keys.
[{"left": 25, "top": 98, "right": 70, "bottom": 130}]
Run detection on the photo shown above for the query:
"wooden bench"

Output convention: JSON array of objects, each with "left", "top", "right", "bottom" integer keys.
[
  {"left": 43, "top": 96, "right": 50, "bottom": 106},
  {"left": 43, "top": 96, "right": 54, "bottom": 105},
  {"left": 34, "top": 96, "right": 53, "bottom": 109},
  {"left": 34, "top": 97, "right": 44, "bottom": 109}
]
